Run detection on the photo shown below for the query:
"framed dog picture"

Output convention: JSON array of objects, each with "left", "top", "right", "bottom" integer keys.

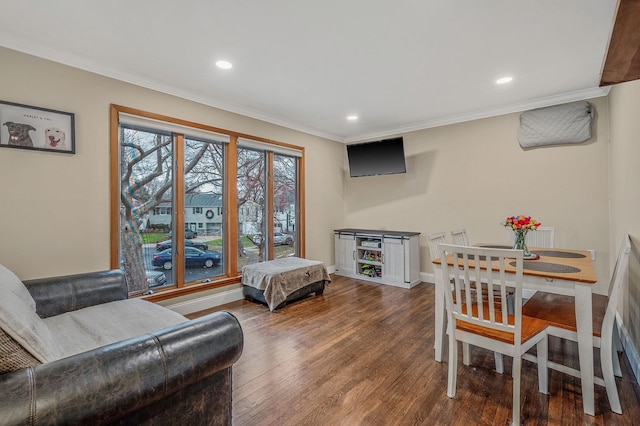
[{"left": 0, "top": 100, "right": 75, "bottom": 154}]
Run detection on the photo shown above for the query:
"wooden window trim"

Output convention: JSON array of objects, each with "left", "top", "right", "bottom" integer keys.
[{"left": 110, "top": 104, "right": 304, "bottom": 299}]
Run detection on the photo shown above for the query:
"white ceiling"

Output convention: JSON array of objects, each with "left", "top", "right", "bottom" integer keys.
[{"left": 0, "top": 1, "right": 617, "bottom": 143}]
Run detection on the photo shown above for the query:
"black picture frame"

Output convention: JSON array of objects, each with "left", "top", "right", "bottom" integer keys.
[{"left": 0, "top": 100, "right": 75, "bottom": 154}]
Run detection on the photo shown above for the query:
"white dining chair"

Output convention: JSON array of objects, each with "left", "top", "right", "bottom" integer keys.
[
  {"left": 522, "top": 234, "right": 631, "bottom": 414},
  {"left": 428, "top": 232, "right": 447, "bottom": 262},
  {"left": 430, "top": 232, "right": 486, "bottom": 365},
  {"left": 430, "top": 231, "right": 465, "bottom": 355},
  {"left": 527, "top": 226, "right": 555, "bottom": 248},
  {"left": 450, "top": 228, "right": 470, "bottom": 246},
  {"left": 438, "top": 243, "right": 548, "bottom": 426},
  {"left": 506, "top": 226, "right": 555, "bottom": 248},
  {"left": 452, "top": 228, "right": 518, "bottom": 316}
]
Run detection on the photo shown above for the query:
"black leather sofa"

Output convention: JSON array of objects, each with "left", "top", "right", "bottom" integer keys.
[{"left": 0, "top": 270, "right": 243, "bottom": 425}]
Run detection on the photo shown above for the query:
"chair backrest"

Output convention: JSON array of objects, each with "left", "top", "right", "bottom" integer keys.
[
  {"left": 505, "top": 226, "right": 555, "bottom": 248},
  {"left": 438, "top": 244, "right": 525, "bottom": 344},
  {"left": 602, "top": 234, "right": 631, "bottom": 337},
  {"left": 450, "top": 229, "right": 470, "bottom": 246},
  {"left": 527, "top": 226, "right": 555, "bottom": 248},
  {"left": 428, "top": 232, "right": 447, "bottom": 261}
]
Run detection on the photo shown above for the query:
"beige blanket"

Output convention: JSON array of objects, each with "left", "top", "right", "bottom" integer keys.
[{"left": 241, "top": 257, "right": 330, "bottom": 311}]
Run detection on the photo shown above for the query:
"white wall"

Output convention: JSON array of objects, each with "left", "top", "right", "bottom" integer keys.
[
  {"left": 0, "top": 46, "right": 345, "bottom": 280},
  {"left": 343, "top": 97, "right": 611, "bottom": 292}
]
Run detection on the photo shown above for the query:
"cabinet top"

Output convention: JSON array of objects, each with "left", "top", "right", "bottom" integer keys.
[{"left": 334, "top": 228, "right": 420, "bottom": 238}]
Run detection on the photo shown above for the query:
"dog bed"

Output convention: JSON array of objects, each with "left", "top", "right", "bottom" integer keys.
[{"left": 241, "top": 257, "right": 331, "bottom": 311}]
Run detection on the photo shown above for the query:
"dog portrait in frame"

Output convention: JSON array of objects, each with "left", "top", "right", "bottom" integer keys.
[{"left": 1, "top": 100, "right": 75, "bottom": 154}]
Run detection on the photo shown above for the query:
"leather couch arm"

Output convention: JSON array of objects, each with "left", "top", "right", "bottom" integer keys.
[
  {"left": 23, "top": 269, "right": 128, "bottom": 318},
  {"left": 0, "top": 311, "right": 243, "bottom": 425}
]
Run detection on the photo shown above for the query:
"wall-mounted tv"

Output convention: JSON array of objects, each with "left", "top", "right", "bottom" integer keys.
[{"left": 346, "top": 137, "right": 406, "bottom": 177}]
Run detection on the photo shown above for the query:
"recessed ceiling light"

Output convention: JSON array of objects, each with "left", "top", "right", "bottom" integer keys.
[
  {"left": 216, "top": 60, "right": 233, "bottom": 70},
  {"left": 496, "top": 76, "right": 513, "bottom": 85},
  {"left": 347, "top": 115, "right": 358, "bottom": 121}
]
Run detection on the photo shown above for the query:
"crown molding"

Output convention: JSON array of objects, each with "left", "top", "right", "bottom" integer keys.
[
  {"left": 343, "top": 86, "right": 611, "bottom": 143},
  {"left": 0, "top": 38, "right": 344, "bottom": 142},
  {"left": 1, "top": 37, "right": 611, "bottom": 145}
]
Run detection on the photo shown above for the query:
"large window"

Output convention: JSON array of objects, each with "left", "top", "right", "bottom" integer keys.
[
  {"left": 118, "top": 126, "right": 174, "bottom": 294},
  {"left": 183, "top": 137, "right": 225, "bottom": 282},
  {"left": 110, "top": 105, "right": 304, "bottom": 295},
  {"left": 236, "top": 139, "right": 302, "bottom": 270},
  {"left": 236, "top": 147, "right": 266, "bottom": 271},
  {"left": 273, "top": 154, "right": 298, "bottom": 259}
]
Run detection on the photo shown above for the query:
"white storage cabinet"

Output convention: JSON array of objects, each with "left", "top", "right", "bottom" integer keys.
[
  {"left": 334, "top": 232, "right": 356, "bottom": 276},
  {"left": 334, "top": 229, "right": 421, "bottom": 289}
]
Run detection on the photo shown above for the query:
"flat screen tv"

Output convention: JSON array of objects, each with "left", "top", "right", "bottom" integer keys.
[{"left": 346, "top": 137, "right": 406, "bottom": 177}]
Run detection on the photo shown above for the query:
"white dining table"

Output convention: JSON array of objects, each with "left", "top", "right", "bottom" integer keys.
[{"left": 432, "top": 246, "right": 598, "bottom": 415}]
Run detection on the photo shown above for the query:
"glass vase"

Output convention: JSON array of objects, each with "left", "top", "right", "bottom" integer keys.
[{"left": 513, "top": 229, "right": 531, "bottom": 257}]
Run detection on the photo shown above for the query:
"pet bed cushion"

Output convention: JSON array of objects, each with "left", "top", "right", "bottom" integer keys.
[
  {"left": 242, "top": 257, "right": 330, "bottom": 311},
  {"left": 243, "top": 280, "right": 326, "bottom": 310}
]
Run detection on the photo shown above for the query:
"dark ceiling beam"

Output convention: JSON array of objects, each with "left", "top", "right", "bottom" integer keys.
[{"left": 600, "top": 0, "right": 640, "bottom": 86}]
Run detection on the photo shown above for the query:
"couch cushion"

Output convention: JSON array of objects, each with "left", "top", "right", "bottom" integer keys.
[
  {"left": 45, "top": 299, "right": 188, "bottom": 358},
  {"left": 0, "top": 263, "right": 36, "bottom": 312},
  {"left": 0, "top": 289, "right": 63, "bottom": 365}
]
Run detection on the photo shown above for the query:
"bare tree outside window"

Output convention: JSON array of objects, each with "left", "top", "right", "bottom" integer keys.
[
  {"left": 119, "top": 127, "right": 224, "bottom": 293},
  {"left": 236, "top": 147, "right": 266, "bottom": 269},
  {"left": 183, "top": 138, "right": 225, "bottom": 278},
  {"left": 273, "top": 154, "right": 297, "bottom": 258},
  {"left": 120, "top": 128, "right": 172, "bottom": 293}
]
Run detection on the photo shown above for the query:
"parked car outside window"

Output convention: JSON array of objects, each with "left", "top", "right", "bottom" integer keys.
[
  {"left": 252, "top": 232, "right": 294, "bottom": 246},
  {"left": 155, "top": 239, "right": 207, "bottom": 251},
  {"left": 166, "top": 229, "right": 198, "bottom": 239},
  {"left": 152, "top": 247, "right": 221, "bottom": 270},
  {"left": 274, "top": 232, "right": 294, "bottom": 246},
  {"left": 145, "top": 270, "right": 167, "bottom": 287}
]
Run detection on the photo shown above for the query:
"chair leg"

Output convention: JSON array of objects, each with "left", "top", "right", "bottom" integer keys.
[
  {"left": 463, "top": 343, "right": 471, "bottom": 366},
  {"left": 536, "top": 337, "right": 548, "bottom": 394},
  {"left": 512, "top": 355, "right": 522, "bottom": 426},
  {"left": 494, "top": 352, "right": 504, "bottom": 374},
  {"left": 447, "top": 336, "right": 458, "bottom": 398},
  {"left": 601, "top": 334, "right": 622, "bottom": 414}
]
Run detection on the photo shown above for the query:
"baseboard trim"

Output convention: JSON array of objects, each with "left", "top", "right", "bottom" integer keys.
[
  {"left": 166, "top": 287, "right": 244, "bottom": 315},
  {"left": 422, "top": 272, "right": 435, "bottom": 284}
]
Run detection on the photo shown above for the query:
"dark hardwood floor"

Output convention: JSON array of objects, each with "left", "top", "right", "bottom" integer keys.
[{"left": 187, "top": 275, "right": 640, "bottom": 425}]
